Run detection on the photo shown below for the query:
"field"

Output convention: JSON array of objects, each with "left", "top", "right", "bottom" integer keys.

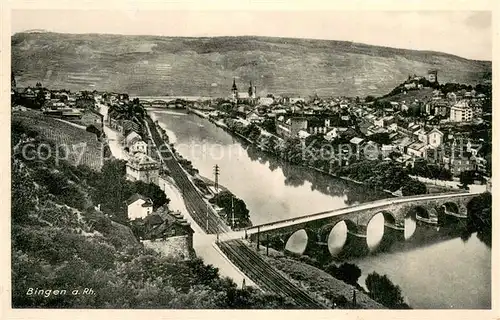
[
  {"left": 12, "top": 110, "right": 104, "bottom": 170},
  {"left": 12, "top": 32, "right": 491, "bottom": 97}
]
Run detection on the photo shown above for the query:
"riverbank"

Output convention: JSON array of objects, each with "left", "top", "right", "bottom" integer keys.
[
  {"left": 243, "top": 240, "right": 384, "bottom": 309},
  {"left": 189, "top": 107, "right": 401, "bottom": 197}
]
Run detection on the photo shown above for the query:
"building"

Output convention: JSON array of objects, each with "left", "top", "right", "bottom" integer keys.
[
  {"left": 258, "top": 97, "right": 274, "bottom": 106},
  {"left": 81, "top": 109, "right": 104, "bottom": 129},
  {"left": 231, "top": 78, "right": 257, "bottom": 104},
  {"left": 275, "top": 116, "right": 308, "bottom": 138},
  {"left": 125, "top": 131, "right": 142, "bottom": 149},
  {"left": 407, "top": 141, "right": 429, "bottom": 158},
  {"left": 126, "top": 193, "right": 154, "bottom": 220},
  {"left": 428, "top": 69, "right": 438, "bottom": 83},
  {"left": 130, "top": 140, "right": 148, "bottom": 155},
  {"left": 139, "top": 207, "right": 195, "bottom": 260},
  {"left": 246, "top": 110, "right": 264, "bottom": 123},
  {"left": 450, "top": 101, "right": 473, "bottom": 122},
  {"left": 126, "top": 152, "right": 160, "bottom": 184},
  {"left": 427, "top": 128, "right": 444, "bottom": 148}
]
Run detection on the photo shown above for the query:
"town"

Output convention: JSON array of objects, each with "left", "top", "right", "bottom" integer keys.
[
  {"left": 12, "top": 68, "right": 492, "bottom": 199},
  {"left": 11, "top": 64, "right": 494, "bottom": 312}
]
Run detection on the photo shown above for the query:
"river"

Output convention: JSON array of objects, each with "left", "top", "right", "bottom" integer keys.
[{"left": 150, "top": 110, "right": 491, "bottom": 309}]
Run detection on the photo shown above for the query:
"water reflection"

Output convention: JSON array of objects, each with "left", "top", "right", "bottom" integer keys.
[
  {"left": 404, "top": 217, "right": 417, "bottom": 239},
  {"left": 366, "top": 213, "right": 385, "bottom": 251},
  {"left": 285, "top": 229, "right": 308, "bottom": 255},
  {"left": 327, "top": 221, "right": 348, "bottom": 256}
]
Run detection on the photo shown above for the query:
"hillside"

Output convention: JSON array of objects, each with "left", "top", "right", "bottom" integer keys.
[
  {"left": 11, "top": 119, "right": 302, "bottom": 309},
  {"left": 13, "top": 110, "right": 105, "bottom": 171},
  {"left": 12, "top": 32, "right": 491, "bottom": 97}
]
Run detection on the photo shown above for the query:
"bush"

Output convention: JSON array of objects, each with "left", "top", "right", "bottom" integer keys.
[{"left": 365, "top": 272, "right": 409, "bottom": 309}]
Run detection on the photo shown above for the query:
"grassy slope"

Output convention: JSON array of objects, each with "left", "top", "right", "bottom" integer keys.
[
  {"left": 12, "top": 110, "right": 104, "bottom": 170},
  {"left": 12, "top": 32, "right": 491, "bottom": 97},
  {"left": 262, "top": 254, "right": 384, "bottom": 309}
]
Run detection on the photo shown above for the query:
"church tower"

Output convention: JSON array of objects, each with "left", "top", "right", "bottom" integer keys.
[{"left": 231, "top": 78, "right": 238, "bottom": 102}]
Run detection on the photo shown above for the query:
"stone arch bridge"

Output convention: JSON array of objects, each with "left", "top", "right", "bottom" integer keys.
[{"left": 246, "top": 192, "right": 480, "bottom": 254}]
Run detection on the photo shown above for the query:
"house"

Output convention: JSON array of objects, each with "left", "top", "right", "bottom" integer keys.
[
  {"left": 125, "top": 131, "right": 142, "bottom": 149},
  {"left": 81, "top": 109, "right": 104, "bottom": 129},
  {"left": 126, "top": 193, "right": 153, "bottom": 220},
  {"left": 381, "top": 145, "right": 397, "bottom": 158},
  {"left": 126, "top": 152, "right": 160, "bottom": 184},
  {"left": 258, "top": 97, "right": 274, "bottom": 106},
  {"left": 138, "top": 207, "right": 195, "bottom": 260},
  {"left": 298, "top": 129, "right": 311, "bottom": 140},
  {"left": 275, "top": 116, "right": 308, "bottom": 138},
  {"left": 246, "top": 110, "right": 264, "bottom": 123},
  {"left": 450, "top": 100, "right": 473, "bottom": 122},
  {"left": 122, "top": 120, "right": 141, "bottom": 135},
  {"left": 427, "top": 128, "right": 444, "bottom": 148},
  {"left": 407, "top": 141, "right": 429, "bottom": 158},
  {"left": 130, "top": 140, "right": 148, "bottom": 155},
  {"left": 61, "top": 109, "right": 82, "bottom": 120}
]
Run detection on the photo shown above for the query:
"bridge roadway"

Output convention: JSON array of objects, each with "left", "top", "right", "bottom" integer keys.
[
  {"left": 243, "top": 191, "right": 481, "bottom": 236},
  {"left": 146, "top": 116, "right": 230, "bottom": 234}
]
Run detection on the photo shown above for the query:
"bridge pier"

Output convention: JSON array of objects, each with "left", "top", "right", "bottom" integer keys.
[{"left": 336, "top": 231, "right": 369, "bottom": 259}]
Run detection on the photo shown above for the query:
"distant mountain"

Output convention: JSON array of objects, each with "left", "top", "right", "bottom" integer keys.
[{"left": 11, "top": 32, "right": 492, "bottom": 97}]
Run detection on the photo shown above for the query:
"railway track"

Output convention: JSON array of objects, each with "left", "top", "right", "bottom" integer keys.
[
  {"left": 146, "top": 116, "right": 230, "bottom": 234},
  {"left": 147, "top": 115, "right": 325, "bottom": 308},
  {"left": 218, "top": 239, "right": 326, "bottom": 309}
]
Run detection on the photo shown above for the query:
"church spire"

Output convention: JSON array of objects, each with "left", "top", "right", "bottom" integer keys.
[
  {"left": 248, "top": 81, "right": 253, "bottom": 97},
  {"left": 232, "top": 78, "right": 238, "bottom": 92}
]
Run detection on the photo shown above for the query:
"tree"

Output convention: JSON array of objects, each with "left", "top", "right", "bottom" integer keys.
[
  {"left": 86, "top": 124, "right": 102, "bottom": 138},
  {"left": 365, "top": 272, "right": 408, "bottom": 309},
  {"left": 131, "top": 180, "right": 169, "bottom": 210},
  {"left": 401, "top": 179, "right": 427, "bottom": 196},
  {"left": 365, "top": 96, "right": 376, "bottom": 103},
  {"left": 459, "top": 170, "right": 477, "bottom": 189},
  {"left": 337, "top": 263, "right": 362, "bottom": 286},
  {"left": 210, "top": 191, "right": 251, "bottom": 228}
]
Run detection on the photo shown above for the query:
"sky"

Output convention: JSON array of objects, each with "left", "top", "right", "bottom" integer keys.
[{"left": 11, "top": 10, "right": 492, "bottom": 61}]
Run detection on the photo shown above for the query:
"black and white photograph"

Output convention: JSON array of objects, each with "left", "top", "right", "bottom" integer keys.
[{"left": 3, "top": 0, "right": 496, "bottom": 315}]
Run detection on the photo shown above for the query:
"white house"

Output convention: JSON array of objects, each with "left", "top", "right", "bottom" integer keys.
[
  {"left": 246, "top": 110, "right": 264, "bottom": 123},
  {"left": 427, "top": 128, "right": 444, "bottom": 148},
  {"left": 126, "top": 193, "right": 154, "bottom": 220},
  {"left": 258, "top": 97, "right": 274, "bottom": 106},
  {"left": 130, "top": 140, "right": 148, "bottom": 155},
  {"left": 125, "top": 131, "right": 142, "bottom": 149},
  {"left": 298, "top": 129, "right": 311, "bottom": 140},
  {"left": 126, "top": 152, "right": 160, "bottom": 184},
  {"left": 325, "top": 127, "right": 347, "bottom": 141}
]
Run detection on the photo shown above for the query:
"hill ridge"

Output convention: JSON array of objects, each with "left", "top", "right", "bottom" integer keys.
[{"left": 12, "top": 32, "right": 491, "bottom": 97}]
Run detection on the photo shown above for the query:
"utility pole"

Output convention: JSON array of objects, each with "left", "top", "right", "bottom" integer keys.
[
  {"left": 257, "top": 226, "right": 260, "bottom": 251},
  {"left": 214, "top": 164, "right": 220, "bottom": 194},
  {"left": 206, "top": 207, "right": 209, "bottom": 233},
  {"left": 231, "top": 196, "right": 235, "bottom": 229},
  {"left": 266, "top": 235, "right": 269, "bottom": 256}
]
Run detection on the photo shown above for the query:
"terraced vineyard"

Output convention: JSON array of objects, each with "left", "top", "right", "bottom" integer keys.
[{"left": 13, "top": 110, "right": 104, "bottom": 171}]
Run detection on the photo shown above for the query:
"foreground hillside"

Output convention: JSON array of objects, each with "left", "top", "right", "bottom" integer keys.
[
  {"left": 12, "top": 32, "right": 491, "bottom": 97},
  {"left": 11, "top": 119, "right": 303, "bottom": 308}
]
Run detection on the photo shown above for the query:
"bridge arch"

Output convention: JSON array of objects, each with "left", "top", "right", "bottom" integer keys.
[
  {"left": 407, "top": 205, "right": 430, "bottom": 220},
  {"left": 344, "top": 219, "right": 359, "bottom": 235},
  {"left": 377, "top": 210, "right": 396, "bottom": 226},
  {"left": 442, "top": 202, "right": 460, "bottom": 214},
  {"left": 284, "top": 228, "right": 317, "bottom": 255},
  {"left": 318, "top": 221, "right": 349, "bottom": 257}
]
